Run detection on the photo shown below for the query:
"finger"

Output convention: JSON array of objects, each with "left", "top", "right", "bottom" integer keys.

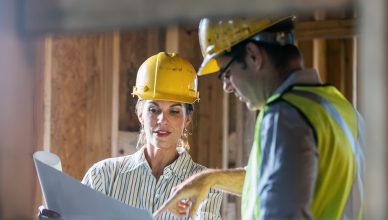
[
  {"left": 180, "top": 199, "right": 191, "bottom": 206},
  {"left": 178, "top": 209, "right": 188, "bottom": 216},
  {"left": 154, "top": 193, "right": 184, "bottom": 217}
]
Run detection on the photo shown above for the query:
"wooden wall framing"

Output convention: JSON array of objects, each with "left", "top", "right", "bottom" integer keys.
[{"left": 35, "top": 13, "right": 358, "bottom": 220}]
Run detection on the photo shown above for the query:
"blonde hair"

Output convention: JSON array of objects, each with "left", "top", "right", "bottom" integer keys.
[{"left": 135, "top": 99, "right": 193, "bottom": 151}]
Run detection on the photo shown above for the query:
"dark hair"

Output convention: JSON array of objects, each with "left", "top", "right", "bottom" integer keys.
[
  {"left": 185, "top": 103, "right": 194, "bottom": 115},
  {"left": 224, "top": 39, "right": 302, "bottom": 72}
]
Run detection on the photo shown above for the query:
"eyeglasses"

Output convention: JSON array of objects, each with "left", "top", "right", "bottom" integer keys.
[{"left": 217, "top": 56, "right": 236, "bottom": 80}]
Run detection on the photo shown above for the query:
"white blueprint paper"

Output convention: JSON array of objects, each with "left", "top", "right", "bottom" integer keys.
[{"left": 33, "top": 151, "right": 155, "bottom": 220}]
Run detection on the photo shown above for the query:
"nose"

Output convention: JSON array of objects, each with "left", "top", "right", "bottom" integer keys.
[
  {"left": 223, "top": 79, "right": 234, "bottom": 93},
  {"left": 157, "top": 111, "right": 168, "bottom": 125}
]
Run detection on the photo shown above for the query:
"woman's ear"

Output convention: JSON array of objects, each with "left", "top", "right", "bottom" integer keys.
[
  {"left": 184, "top": 114, "right": 192, "bottom": 128},
  {"left": 137, "top": 111, "right": 144, "bottom": 125},
  {"left": 245, "top": 42, "right": 263, "bottom": 71}
]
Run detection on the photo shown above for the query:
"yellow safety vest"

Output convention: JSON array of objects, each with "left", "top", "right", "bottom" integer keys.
[{"left": 241, "top": 85, "right": 363, "bottom": 220}]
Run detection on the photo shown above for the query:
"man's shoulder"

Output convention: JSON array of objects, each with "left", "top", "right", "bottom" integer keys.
[{"left": 261, "top": 99, "right": 315, "bottom": 136}]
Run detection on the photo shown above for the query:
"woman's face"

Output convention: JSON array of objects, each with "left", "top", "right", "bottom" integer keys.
[{"left": 138, "top": 100, "right": 191, "bottom": 150}]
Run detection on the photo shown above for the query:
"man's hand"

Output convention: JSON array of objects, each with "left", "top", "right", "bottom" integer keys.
[{"left": 154, "top": 171, "right": 213, "bottom": 219}]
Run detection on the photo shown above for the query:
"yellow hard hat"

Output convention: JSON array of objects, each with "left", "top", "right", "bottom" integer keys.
[
  {"left": 198, "top": 16, "right": 295, "bottom": 76},
  {"left": 132, "top": 52, "right": 199, "bottom": 104}
]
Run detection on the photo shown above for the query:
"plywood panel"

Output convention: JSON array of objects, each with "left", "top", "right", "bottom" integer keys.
[{"left": 49, "top": 34, "right": 114, "bottom": 180}]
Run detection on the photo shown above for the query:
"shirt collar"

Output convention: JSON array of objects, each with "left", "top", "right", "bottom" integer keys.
[
  {"left": 165, "top": 148, "right": 193, "bottom": 180},
  {"left": 121, "top": 147, "right": 193, "bottom": 180},
  {"left": 272, "top": 68, "right": 322, "bottom": 96}
]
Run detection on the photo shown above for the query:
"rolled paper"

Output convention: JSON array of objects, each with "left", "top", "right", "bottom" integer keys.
[{"left": 33, "top": 151, "right": 62, "bottom": 171}]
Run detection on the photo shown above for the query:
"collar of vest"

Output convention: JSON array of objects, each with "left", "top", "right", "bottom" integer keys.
[{"left": 266, "top": 83, "right": 334, "bottom": 106}]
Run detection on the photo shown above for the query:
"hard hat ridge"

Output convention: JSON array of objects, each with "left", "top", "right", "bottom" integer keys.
[{"left": 132, "top": 52, "right": 200, "bottom": 104}]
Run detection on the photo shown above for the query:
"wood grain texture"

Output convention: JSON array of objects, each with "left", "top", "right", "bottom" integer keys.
[
  {"left": 296, "top": 19, "right": 355, "bottom": 40},
  {"left": 298, "top": 40, "right": 314, "bottom": 68},
  {"left": 49, "top": 34, "right": 114, "bottom": 180}
]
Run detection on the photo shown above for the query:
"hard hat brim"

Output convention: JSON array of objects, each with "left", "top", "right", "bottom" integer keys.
[{"left": 197, "top": 53, "right": 221, "bottom": 76}]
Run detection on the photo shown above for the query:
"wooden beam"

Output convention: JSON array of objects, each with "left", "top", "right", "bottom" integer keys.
[
  {"left": 22, "top": 0, "right": 354, "bottom": 35},
  {"left": 111, "top": 32, "right": 120, "bottom": 157},
  {"left": 33, "top": 37, "right": 47, "bottom": 215},
  {"left": 296, "top": 19, "right": 356, "bottom": 40}
]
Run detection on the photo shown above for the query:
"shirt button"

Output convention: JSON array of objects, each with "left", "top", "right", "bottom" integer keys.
[{"left": 155, "top": 193, "right": 160, "bottom": 198}]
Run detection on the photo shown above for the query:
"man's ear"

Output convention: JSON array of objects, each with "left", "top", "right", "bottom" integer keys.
[{"left": 245, "top": 42, "right": 263, "bottom": 70}]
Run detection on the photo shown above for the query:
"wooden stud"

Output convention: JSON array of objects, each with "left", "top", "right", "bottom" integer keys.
[
  {"left": 296, "top": 19, "right": 356, "bottom": 40},
  {"left": 33, "top": 37, "right": 47, "bottom": 213},
  {"left": 313, "top": 12, "right": 328, "bottom": 82}
]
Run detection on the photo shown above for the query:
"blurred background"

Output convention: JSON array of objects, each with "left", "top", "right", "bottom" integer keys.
[{"left": 0, "top": 0, "right": 387, "bottom": 219}]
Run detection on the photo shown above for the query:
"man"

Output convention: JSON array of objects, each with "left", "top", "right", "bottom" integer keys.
[{"left": 155, "top": 16, "right": 365, "bottom": 219}]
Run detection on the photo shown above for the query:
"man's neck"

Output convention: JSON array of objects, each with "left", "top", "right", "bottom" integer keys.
[{"left": 266, "top": 60, "right": 303, "bottom": 99}]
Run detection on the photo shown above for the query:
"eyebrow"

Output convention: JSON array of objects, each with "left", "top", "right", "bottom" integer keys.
[{"left": 148, "top": 102, "right": 183, "bottom": 108}]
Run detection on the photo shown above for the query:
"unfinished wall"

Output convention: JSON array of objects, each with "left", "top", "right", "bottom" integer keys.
[
  {"left": 1, "top": 10, "right": 358, "bottom": 220},
  {"left": 45, "top": 34, "right": 116, "bottom": 180}
]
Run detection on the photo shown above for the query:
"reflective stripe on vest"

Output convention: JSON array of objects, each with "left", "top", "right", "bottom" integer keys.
[{"left": 241, "top": 85, "right": 363, "bottom": 220}]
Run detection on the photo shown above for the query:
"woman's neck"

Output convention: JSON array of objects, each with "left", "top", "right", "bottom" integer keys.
[{"left": 143, "top": 145, "right": 179, "bottom": 180}]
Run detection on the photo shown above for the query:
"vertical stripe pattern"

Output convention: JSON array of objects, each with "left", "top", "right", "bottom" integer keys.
[{"left": 82, "top": 147, "right": 222, "bottom": 220}]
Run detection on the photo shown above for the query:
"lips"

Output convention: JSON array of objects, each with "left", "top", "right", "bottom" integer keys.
[{"left": 154, "top": 130, "right": 171, "bottom": 138}]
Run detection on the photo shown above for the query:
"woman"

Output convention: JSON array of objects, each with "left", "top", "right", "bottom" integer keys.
[{"left": 81, "top": 52, "right": 222, "bottom": 220}]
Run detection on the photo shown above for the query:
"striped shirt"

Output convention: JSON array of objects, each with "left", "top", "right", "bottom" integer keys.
[{"left": 82, "top": 147, "right": 222, "bottom": 220}]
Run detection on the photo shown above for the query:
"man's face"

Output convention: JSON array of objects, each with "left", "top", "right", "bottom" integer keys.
[{"left": 216, "top": 55, "right": 265, "bottom": 111}]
